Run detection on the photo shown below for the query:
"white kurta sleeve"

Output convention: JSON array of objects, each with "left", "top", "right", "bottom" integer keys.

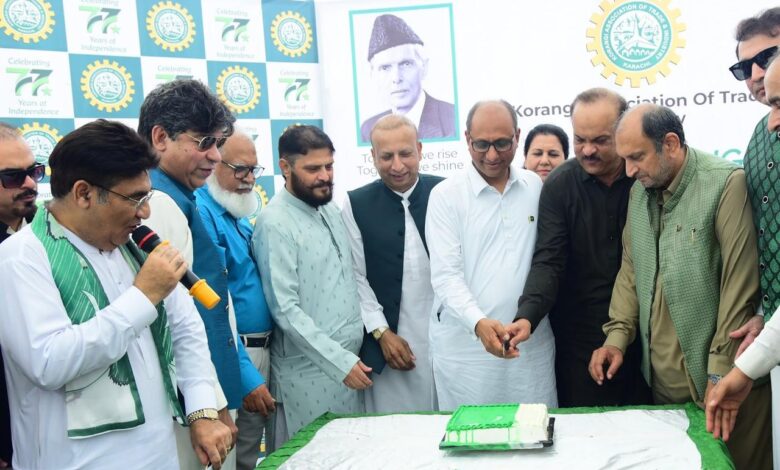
[
  {"left": 0, "top": 237, "right": 158, "bottom": 391},
  {"left": 426, "top": 184, "right": 486, "bottom": 338},
  {"left": 341, "top": 195, "right": 388, "bottom": 333},
  {"left": 735, "top": 308, "right": 780, "bottom": 380}
]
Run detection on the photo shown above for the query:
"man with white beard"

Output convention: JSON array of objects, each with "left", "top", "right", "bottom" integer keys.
[{"left": 195, "top": 131, "right": 275, "bottom": 470}]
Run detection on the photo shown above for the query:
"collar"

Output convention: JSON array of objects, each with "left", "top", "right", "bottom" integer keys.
[
  {"left": 279, "top": 186, "right": 321, "bottom": 216},
  {"left": 152, "top": 168, "right": 195, "bottom": 201},
  {"left": 2, "top": 208, "right": 36, "bottom": 236},
  {"left": 575, "top": 158, "right": 629, "bottom": 184},
  {"left": 392, "top": 177, "right": 420, "bottom": 201},
  {"left": 466, "top": 162, "right": 522, "bottom": 196},
  {"left": 397, "top": 92, "right": 426, "bottom": 128}
]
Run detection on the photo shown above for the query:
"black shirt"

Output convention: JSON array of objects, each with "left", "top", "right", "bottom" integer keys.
[{"left": 515, "top": 158, "right": 634, "bottom": 347}]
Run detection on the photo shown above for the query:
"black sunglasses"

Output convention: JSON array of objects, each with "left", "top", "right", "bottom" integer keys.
[
  {"left": 729, "top": 45, "right": 779, "bottom": 81},
  {"left": 0, "top": 163, "right": 45, "bottom": 189},
  {"left": 180, "top": 132, "right": 228, "bottom": 151}
]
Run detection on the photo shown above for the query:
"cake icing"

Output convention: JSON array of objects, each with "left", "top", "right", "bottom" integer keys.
[{"left": 444, "top": 404, "right": 549, "bottom": 447}]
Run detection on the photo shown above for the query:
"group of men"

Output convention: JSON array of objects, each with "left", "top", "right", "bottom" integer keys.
[{"left": 0, "top": 6, "right": 779, "bottom": 470}]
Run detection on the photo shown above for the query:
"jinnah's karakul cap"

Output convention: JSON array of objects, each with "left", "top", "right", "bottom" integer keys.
[{"left": 367, "top": 14, "right": 423, "bottom": 61}]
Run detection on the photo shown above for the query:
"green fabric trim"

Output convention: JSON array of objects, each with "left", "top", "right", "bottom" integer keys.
[{"left": 258, "top": 404, "right": 732, "bottom": 470}]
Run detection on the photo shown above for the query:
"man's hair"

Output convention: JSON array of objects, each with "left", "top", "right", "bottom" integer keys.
[
  {"left": 0, "top": 122, "right": 21, "bottom": 142},
  {"left": 735, "top": 8, "right": 780, "bottom": 57},
  {"left": 137, "top": 79, "right": 235, "bottom": 144},
  {"left": 369, "top": 114, "right": 419, "bottom": 146},
  {"left": 570, "top": 88, "right": 628, "bottom": 123},
  {"left": 49, "top": 120, "right": 159, "bottom": 198},
  {"left": 640, "top": 105, "right": 686, "bottom": 153},
  {"left": 465, "top": 100, "right": 517, "bottom": 134},
  {"left": 278, "top": 125, "right": 335, "bottom": 166},
  {"left": 523, "top": 124, "right": 570, "bottom": 159}
]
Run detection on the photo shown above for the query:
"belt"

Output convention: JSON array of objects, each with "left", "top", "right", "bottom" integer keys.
[{"left": 240, "top": 334, "right": 272, "bottom": 349}]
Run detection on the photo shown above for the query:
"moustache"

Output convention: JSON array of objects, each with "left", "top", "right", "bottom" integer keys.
[
  {"left": 312, "top": 181, "right": 333, "bottom": 189},
  {"left": 237, "top": 183, "right": 254, "bottom": 190},
  {"left": 14, "top": 189, "right": 37, "bottom": 201}
]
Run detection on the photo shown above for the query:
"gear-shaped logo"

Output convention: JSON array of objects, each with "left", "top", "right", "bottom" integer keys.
[
  {"left": 80, "top": 59, "right": 135, "bottom": 113},
  {"left": 20, "top": 122, "right": 60, "bottom": 171},
  {"left": 0, "top": 0, "right": 55, "bottom": 43},
  {"left": 216, "top": 66, "right": 261, "bottom": 115},
  {"left": 586, "top": 0, "right": 686, "bottom": 87},
  {"left": 271, "top": 11, "right": 312, "bottom": 58},
  {"left": 146, "top": 1, "right": 195, "bottom": 52},
  {"left": 249, "top": 184, "right": 270, "bottom": 225}
]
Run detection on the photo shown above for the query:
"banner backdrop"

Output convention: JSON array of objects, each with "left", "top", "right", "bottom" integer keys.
[
  {"left": 0, "top": 0, "right": 778, "bottom": 209},
  {"left": 317, "top": 0, "right": 779, "bottom": 204},
  {"left": 0, "top": 0, "right": 321, "bottom": 216}
]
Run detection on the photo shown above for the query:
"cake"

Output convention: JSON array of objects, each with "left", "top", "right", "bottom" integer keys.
[{"left": 442, "top": 403, "right": 551, "bottom": 449}]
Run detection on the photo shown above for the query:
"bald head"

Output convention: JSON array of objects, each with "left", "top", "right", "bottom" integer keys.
[{"left": 369, "top": 114, "right": 419, "bottom": 147}]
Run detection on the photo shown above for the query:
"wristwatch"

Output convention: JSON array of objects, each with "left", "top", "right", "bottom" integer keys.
[
  {"left": 372, "top": 326, "right": 389, "bottom": 341},
  {"left": 708, "top": 374, "right": 722, "bottom": 385},
  {"left": 186, "top": 408, "right": 219, "bottom": 425}
]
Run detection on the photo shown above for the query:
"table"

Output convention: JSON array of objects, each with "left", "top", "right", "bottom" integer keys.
[{"left": 259, "top": 403, "right": 733, "bottom": 469}]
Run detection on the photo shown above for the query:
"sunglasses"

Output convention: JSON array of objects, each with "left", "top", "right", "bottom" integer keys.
[
  {"left": 0, "top": 163, "right": 45, "bottom": 189},
  {"left": 729, "top": 45, "right": 779, "bottom": 81},
  {"left": 221, "top": 161, "right": 264, "bottom": 179},
  {"left": 180, "top": 132, "right": 228, "bottom": 151},
  {"left": 470, "top": 138, "right": 514, "bottom": 153}
]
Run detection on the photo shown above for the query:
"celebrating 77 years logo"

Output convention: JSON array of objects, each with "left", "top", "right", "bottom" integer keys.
[
  {"left": 216, "top": 17, "right": 249, "bottom": 42},
  {"left": 79, "top": 6, "right": 120, "bottom": 34},
  {"left": 8, "top": 67, "right": 52, "bottom": 96}
]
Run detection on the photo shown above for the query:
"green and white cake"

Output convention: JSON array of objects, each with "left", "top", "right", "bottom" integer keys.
[{"left": 441, "top": 404, "right": 551, "bottom": 450}]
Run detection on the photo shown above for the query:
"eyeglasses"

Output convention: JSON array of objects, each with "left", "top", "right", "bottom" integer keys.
[
  {"left": 470, "top": 138, "right": 514, "bottom": 153},
  {"left": 92, "top": 183, "right": 154, "bottom": 211},
  {"left": 180, "top": 132, "right": 228, "bottom": 151},
  {"left": 0, "top": 163, "right": 45, "bottom": 189},
  {"left": 221, "top": 161, "right": 264, "bottom": 179},
  {"left": 729, "top": 45, "right": 779, "bottom": 81}
]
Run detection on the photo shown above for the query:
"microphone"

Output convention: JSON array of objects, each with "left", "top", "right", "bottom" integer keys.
[{"left": 132, "top": 225, "right": 221, "bottom": 309}]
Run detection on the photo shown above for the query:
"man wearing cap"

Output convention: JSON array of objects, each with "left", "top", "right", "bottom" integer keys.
[{"left": 360, "top": 13, "right": 455, "bottom": 143}]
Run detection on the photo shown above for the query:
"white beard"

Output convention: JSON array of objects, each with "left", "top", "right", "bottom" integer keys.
[{"left": 206, "top": 175, "right": 259, "bottom": 219}]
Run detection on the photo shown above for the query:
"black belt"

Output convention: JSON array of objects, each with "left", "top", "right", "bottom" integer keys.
[{"left": 240, "top": 335, "right": 271, "bottom": 348}]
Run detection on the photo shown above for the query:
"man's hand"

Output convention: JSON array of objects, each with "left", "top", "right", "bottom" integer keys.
[
  {"left": 133, "top": 243, "right": 188, "bottom": 305},
  {"left": 475, "top": 318, "right": 515, "bottom": 358},
  {"left": 189, "top": 417, "right": 233, "bottom": 470},
  {"left": 506, "top": 319, "right": 532, "bottom": 351},
  {"left": 242, "top": 384, "right": 276, "bottom": 417},
  {"left": 589, "top": 346, "right": 624, "bottom": 385},
  {"left": 217, "top": 407, "right": 238, "bottom": 444},
  {"left": 705, "top": 369, "right": 754, "bottom": 442},
  {"left": 379, "top": 330, "right": 416, "bottom": 370},
  {"left": 343, "top": 360, "right": 373, "bottom": 390},
  {"left": 729, "top": 315, "right": 764, "bottom": 359}
]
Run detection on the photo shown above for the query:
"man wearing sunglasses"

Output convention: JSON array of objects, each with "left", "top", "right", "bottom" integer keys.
[
  {"left": 730, "top": 9, "right": 780, "bottom": 468},
  {"left": 139, "top": 79, "right": 265, "bottom": 470},
  {"left": 195, "top": 130, "right": 275, "bottom": 470},
  {"left": 0, "top": 123, "right": 43, "bottom": 469},
  {"left": 426, "top": 100, "right": 556, "bottom": 410}
]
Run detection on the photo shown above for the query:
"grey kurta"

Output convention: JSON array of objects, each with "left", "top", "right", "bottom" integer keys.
[{"left": 252, "top": 188, "right": 364, "bottom": 435}]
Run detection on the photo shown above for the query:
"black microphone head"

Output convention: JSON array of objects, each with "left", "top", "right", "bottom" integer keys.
[{"left": 132, "top": 225, "right": 161, "bottom": 252}]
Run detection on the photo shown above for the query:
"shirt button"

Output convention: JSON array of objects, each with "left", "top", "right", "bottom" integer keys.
[
  {"left": 228, "top": 337, "right": 235, "bottom": 346},
  {"left": 764, "top": 294, "right": 770, "bottom": 303},
  {"left": 760, "top": 263, "right": 766, "bottom": 270},
  {"left": 760, "top": 228, "right": 765, "bottom": 236},
  {"left": 763, "top": 195, "right": 769, "bottom": 204},
  {"left": 768, "top": 162, "right": 775, "bottom": 169}
]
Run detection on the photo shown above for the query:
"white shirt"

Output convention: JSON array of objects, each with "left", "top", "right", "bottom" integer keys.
[
  {"left": 0, "top": 224, "right": 216, "bottom": 470},
  {"left": 341, "top": 179, "right": 437, "bottom": 412},
  {"left": 736, "top": 308, "right": 780, "bottom": 379},
  {"left": 426, "top": 163, "right": 557, "bottom": 410},
  {"left": 401, "top": 92, "right": 426, "bottom": 131}
]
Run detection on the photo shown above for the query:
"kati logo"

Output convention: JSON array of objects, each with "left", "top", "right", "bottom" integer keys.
[
  {"left": 216, "top": 66, "right": 260, "bottom": 114},
  {"left": 20, "top": 122, "right": 61, "bottom": 166},
  {"left": 79, "top": 6, "right": 120, "bottom": 34},
  {"left": 271, "top": 11, "right": 312, "bottom": 58},
  {"left": 217, "top": 17, "right": 249, "bottom": 42},
  {"left": 280, "top": 77, "right": 310, "bottom": 102},
  {"left": 8, "top": 67, "right": 51, "bottom": 96},
  {"left": 146, "top": 1, "right": 195, "bottom": 52},
  {"left": 249, "top": 184, "right": 270, "bottom": 225},
  {"left": 80, "top": 59, "right": 135, "bottom": 112},
  {"left": 0, "top": 0, "right": 55, "bottom": 43},
  {"left": 586, "top": 0, "right": 685, "bottom": 87}
]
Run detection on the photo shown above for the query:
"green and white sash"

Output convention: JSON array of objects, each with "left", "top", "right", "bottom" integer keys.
[{"left": 31, "top": 208, "right": 185, "bottom": 438}]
